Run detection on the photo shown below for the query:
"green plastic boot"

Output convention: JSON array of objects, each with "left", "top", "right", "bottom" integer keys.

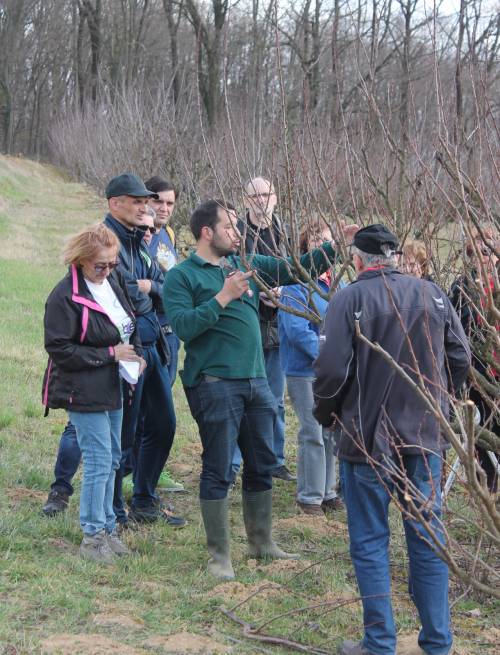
[
  {"left": 200, "top": 497, "right": 235, "bottom": 580},
  {"left": 242, "top": 489, "right": 299, "bottom": 560}
]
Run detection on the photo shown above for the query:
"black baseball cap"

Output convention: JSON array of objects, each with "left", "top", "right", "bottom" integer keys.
[
  {"left": 352, "top": 223, "right": 400, "bottom": 255},
  {"left": 105, "top": 173, "right": 159, "bottom": 200}
]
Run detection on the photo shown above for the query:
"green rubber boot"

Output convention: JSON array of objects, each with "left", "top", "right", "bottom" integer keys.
[
  {"left": 200, "top": 497, "right": 235, "bottom": 580},
  {"left": 242, "top": 489, "right": 299, "bottom": 560}
]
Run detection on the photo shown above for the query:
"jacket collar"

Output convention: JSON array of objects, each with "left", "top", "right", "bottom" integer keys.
[
  {"left": 104, "top": 213, "right": 143, "bottom": 247},
  {"left": 70, "top": 264, "right": 132, "bottom": 315},
  {"left": 355, "top": 266, "right": 402, "bottom": 282},
  {"left": 242, "top": 211, "right": 281, "bottom": 235}
]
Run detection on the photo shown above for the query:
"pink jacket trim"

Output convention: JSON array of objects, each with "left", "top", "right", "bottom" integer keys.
[
  {"left": 80, "top": 306, "right": 89, "bottom": 343},
  {"left": 70, "top": 264, "right": 116, "bottom": 335}
]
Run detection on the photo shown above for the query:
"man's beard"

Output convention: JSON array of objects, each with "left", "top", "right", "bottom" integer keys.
[{"left": 212, "top": 241, "right": 236, "bottom": 257}]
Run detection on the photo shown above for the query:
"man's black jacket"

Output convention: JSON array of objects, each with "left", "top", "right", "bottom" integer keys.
[
  {"left": 237, "top": 213, "right": 287, "bottom": 348},
  {"left": 313, "top": 267, "right": 471, "bottom": 463}
]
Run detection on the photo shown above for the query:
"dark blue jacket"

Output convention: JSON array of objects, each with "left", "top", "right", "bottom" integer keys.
[
  {"left": 278, "top": 279, "right": 329, "bottom": 377},
  {"left": 104, "top": 214, "right": 165, "bottom": 345}
]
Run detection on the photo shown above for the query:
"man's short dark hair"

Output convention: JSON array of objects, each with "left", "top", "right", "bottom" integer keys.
[
  {"left": 190, "top": 199, "right": 236, "bottom": 240},
  {"left": 144, "top": 176, "right": 177, "bottom": 196}
]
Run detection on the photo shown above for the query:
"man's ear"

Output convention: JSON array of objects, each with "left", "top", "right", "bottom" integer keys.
[{"left": 200, "top": 225, "right": 213, "bottom": 240}]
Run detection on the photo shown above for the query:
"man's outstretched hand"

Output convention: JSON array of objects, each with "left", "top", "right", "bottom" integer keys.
[{"left": 341, "top": 221, "right": 360, "bottom": 244}]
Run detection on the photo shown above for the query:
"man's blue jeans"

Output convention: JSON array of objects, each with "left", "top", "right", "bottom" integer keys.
[
  {"left": 342, "top": 455, "right": 452, "bottom": 655},
  {"left": 68, "top": 408, "right": 122, "bottom": 536},
  {"left": 231, "top": 347, "right": 285, "bottom": 474},
  {"left": 114, "top": 344, "right": 176, "bottom": 519},
  {"left": 185, "top": 377, "right": 277, "bottom": 500},
  {"left": 51, "top": 421, "right": 81, "bottom": 496}
]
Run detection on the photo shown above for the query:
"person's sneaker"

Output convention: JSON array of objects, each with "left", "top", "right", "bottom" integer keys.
[
  {"left": 297, "top": 501, "right": 324, "bottom": 516},
  {"left": 106, "top": 529, "right": 131, "bottom": 556},
  {"left": 157, "top": 470, "right": 187, "bottom": 493},
  {"left": 42, "top": 490, "right": 69, "bottom": 516},
  {"left": 272, "top": 465, "right": 297, "bottom": 482},
  {"left": 321, "top": 497, "right": 344, "bottom": 513},
  {"left": 80, "top": 530, "right": 116, "bottom": 564},
  {"left": 337, "top": 640, "right": 375, "bottom": 655},
  {"left": 129, "top": 505, "right": 187, "bottom": 528}
]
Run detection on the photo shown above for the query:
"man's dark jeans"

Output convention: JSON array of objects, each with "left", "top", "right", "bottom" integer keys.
[
  {"left": 113, "top": 343, "right": 176, "bottom": 520},
  {"left": 165, "top": 332, "right": 180, "bottom": 385},
  {"left": 185, "top": 377, "right": 277, "bottom": 500},
  {"left": 50, "top": 421, "right": 81, "bottom": 496}
]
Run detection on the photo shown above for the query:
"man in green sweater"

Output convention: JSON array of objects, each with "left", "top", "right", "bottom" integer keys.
[{"left": 163, "top": 199, "right": 356, "bottom": 580}]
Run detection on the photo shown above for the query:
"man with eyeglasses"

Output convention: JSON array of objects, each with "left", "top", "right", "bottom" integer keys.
[
  {"left": 234, "top": 177, "right": 295, "bottom": 483},
  {"left": 43, "top": 173, "right": 185, "bottom": 528}
]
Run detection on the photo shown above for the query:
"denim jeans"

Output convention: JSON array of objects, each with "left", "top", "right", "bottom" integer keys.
[
  {"left": 68, "top": 408, "right": 122, "bottom": 536},
  {"left": 114, "top": 343, "right": 176, "bottom": 519},
  {"left": 342, "top": 455, "right": 452, "bottom": 655},
  {"left": 185, "top": 377, "right": 277, "bottom": 500},
  {"left": 231, "top": 347, "right": 286, "bottom": 474},
  {"left": 287, "top": 376, "right": 337, "bottom": 505},
  {"left": 51, "top": 421, "right": 81, "bottom": 496}
]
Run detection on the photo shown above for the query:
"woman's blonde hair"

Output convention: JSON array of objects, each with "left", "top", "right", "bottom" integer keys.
[
  {"left": 402, "top": 239, "right": 428, "bottom": 276},
  {"left": 63, "top": 223, "right": 120, "bottom": 266}
]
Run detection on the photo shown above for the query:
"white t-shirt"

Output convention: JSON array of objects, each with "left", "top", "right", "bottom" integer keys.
[
  {"left": 84, "top": 278, "right": 139, "bottom": 384},
  {"left": 84, "top": 278, "right": 134, "bottom": 343}
]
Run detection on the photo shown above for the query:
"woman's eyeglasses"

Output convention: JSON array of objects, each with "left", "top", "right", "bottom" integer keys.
[
  {"left": 138, "top": 225, "right": 157, "bottom": 234},
  {"left": 93, "top": 261, "right": 119, "bottom": 273}
]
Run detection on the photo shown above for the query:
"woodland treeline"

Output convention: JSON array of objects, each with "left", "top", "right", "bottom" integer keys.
[{"left": 1, "top": 2, "right": 499, "bottom": 203}]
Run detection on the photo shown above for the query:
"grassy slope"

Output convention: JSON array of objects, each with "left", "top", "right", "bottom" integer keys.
[{"left": 0, "top": 155, "right": 497, "bottom": 655}]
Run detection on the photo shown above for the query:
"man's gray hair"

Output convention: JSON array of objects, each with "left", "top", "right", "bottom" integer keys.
[
  {"left": 351, "top": 245, "right": 397, "bottom": 268},
  {"left": 146, "top": 205, "right": 156, "bottom": 219}
]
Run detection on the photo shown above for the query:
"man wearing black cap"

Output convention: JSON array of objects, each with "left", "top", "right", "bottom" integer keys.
[
  {"left": 102, "top": 173, "right": 185, "bottom": 527},
  {"left": 313, "top": 224, "right": 470, "bottom": 655},
  {"left": 41, "top": 174, "right": 185, "bottom": 526}
]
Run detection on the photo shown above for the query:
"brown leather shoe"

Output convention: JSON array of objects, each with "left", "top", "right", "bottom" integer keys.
[
  {"left": 321, "top": 497, "right": 344, "bottom": 512},
  {"left": 297, "top": 501, "right": 324, "bottom": 516}
]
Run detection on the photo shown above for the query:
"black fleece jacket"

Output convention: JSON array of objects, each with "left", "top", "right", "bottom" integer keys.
[
  {"left": 42, "top": 266, "right": 139, "bottom": 413},
  {"left": 313, "top": 268, "right": 471, "bottom": 463}
]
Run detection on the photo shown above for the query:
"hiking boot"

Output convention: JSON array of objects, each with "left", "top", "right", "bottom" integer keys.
[
  {"left": 106, "top": 529, "right": 131, "bottom": 556},
  {"left": 157, "top": 470, "right": 187, "bottom": 493},
  {"left": 321, "top": 497, "right": 344, "bottom": 513},
  {"left": 337, "top": 640, "right": 375, "bottom": 655},
  {"left": 80, "top": 530, "right": 116, "bottom": 564},
  {"left": 200, "top": 497, "right": 235, "bottom": 580},
  {"left": 242, "top": 489, "right": 299, "bottom": 560},
  {"left": 297, "top": 501, "right": 324, "bottom": 516},
  {"left": 272, "top": 465, "right": 297, "bottom": 482},
  {"left": 42, "top": 490, "right": 69, "bottom": 516},
  {"left": 129, "top": 505, "right": 187, "bottom": 528}
]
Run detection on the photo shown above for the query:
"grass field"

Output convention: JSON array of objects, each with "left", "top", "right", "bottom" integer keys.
[{"left": 0, "top": 155, "right": 498, "bottom": 654}]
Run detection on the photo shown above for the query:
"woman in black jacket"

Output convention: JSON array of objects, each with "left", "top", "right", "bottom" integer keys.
[{"left": 42, "top": 223, "right": 144, "bottom": 563}]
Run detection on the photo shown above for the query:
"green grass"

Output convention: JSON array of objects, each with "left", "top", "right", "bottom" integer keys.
[{"left": 0, "top": 154, "right": 497, "bottom": 654}]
